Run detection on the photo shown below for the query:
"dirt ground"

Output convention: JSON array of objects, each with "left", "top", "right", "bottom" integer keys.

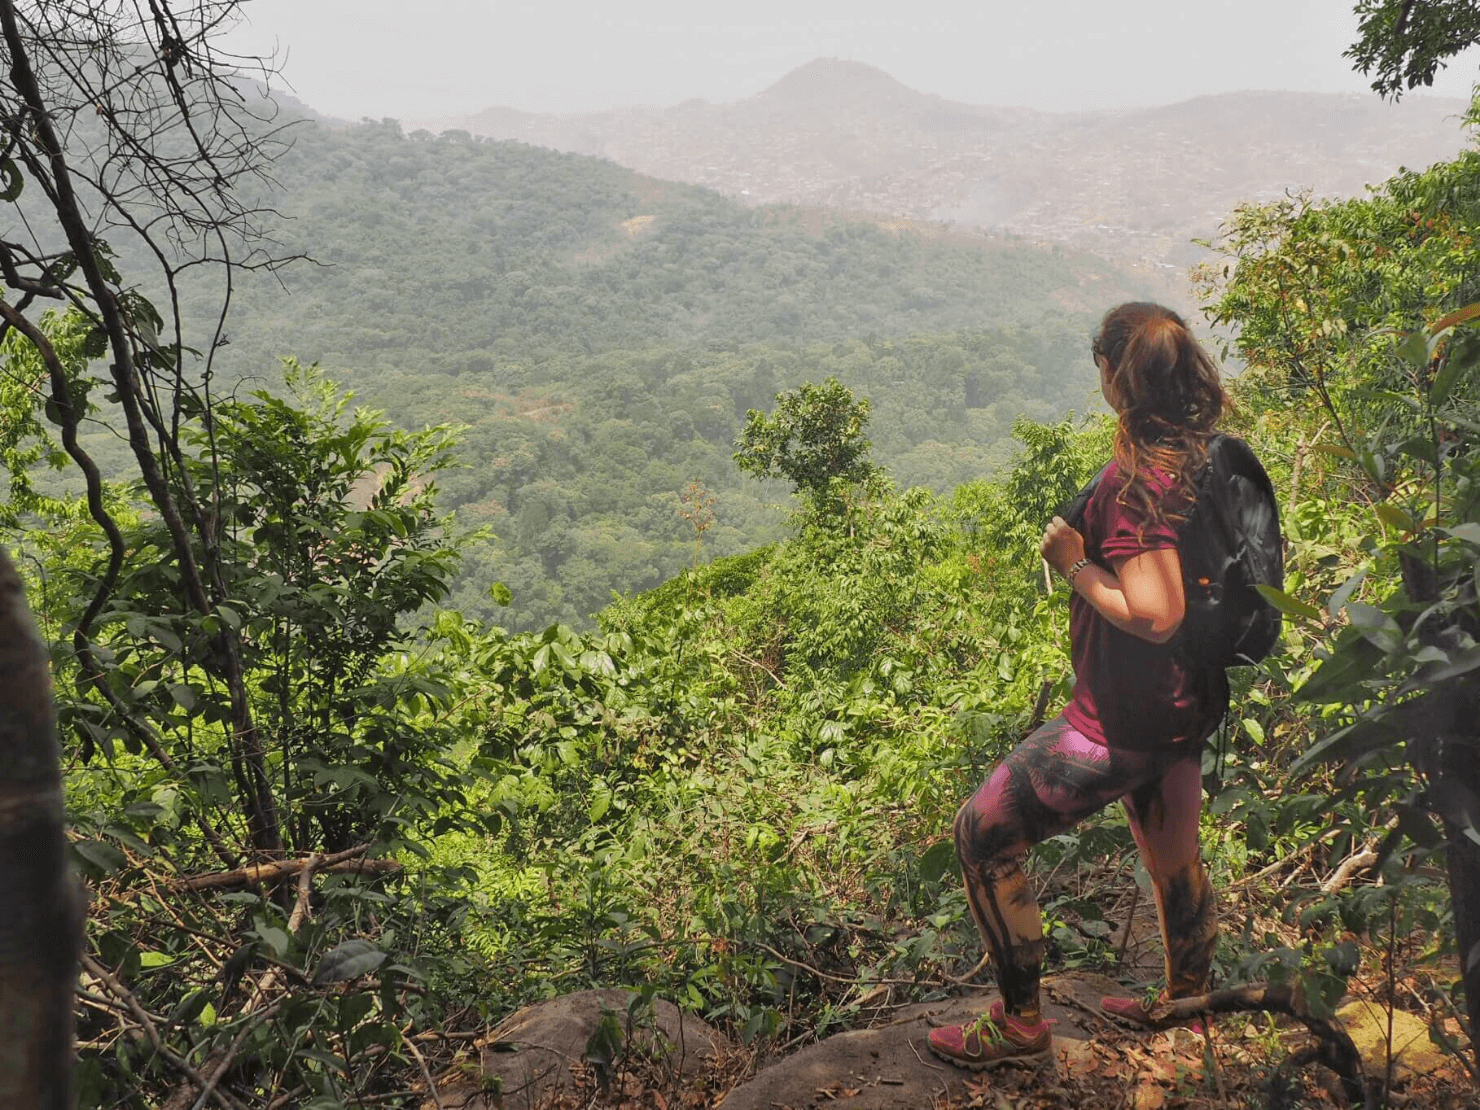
[{"left": 425, "top": 972, "right": 1477, "bottom": 1110}]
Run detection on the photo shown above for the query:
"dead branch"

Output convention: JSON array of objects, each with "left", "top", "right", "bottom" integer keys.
[
  {"left": 401, "top": 1027, "right": 443, "bottom": 1110},
  {"left": 158, "top": 998, "right": 282, "bottom": 1110},
  {"left": 80, "top": 952, "right": 248, "bottom": 1110},
  {"left": 1322, "top": 845, "right": 1381, "bottom": 895},
  {"left": 244, "top": 853, "right": 322, "bottom": 1011},
  {"left": 173, "top": 845, "right": 399, "bottom": 892},
  {"left": 1150, "top": 984, "right": 1371, "bottom": 1105}
]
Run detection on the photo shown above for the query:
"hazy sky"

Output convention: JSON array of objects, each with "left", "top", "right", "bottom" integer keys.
[{"left": 219, "top": 0, "right": 1480, "bottom": 121}]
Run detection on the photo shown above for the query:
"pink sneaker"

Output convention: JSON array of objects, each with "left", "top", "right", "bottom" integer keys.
[
  {"left": 1101, "top": 988, "right": 1208, "bottom": 1035},
  {"left": 928, "top": 999, "right": 1053, "bottom": 1072}
]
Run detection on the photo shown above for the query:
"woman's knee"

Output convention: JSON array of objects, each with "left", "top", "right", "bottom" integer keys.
[{"left": 953, "top": 793, "right": 1020, "bottom": 870}]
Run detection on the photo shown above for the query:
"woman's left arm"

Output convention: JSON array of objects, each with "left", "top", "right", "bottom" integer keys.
[{"left": 1041, "top": 517, "right": 1186, "bottom": 644}]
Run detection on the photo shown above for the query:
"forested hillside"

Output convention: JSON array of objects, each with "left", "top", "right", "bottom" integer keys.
[
  {"left": 386, "top": 326, "right": 1101, "bottom": 626},
  {"left": 145, "top": 114, "right": 1156, "bottom": 628},
  {"left": 212, "top": 116, "right": 1152, "bottom": 373}
]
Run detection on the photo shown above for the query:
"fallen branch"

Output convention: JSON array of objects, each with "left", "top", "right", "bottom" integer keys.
[
  {"left": 402, "top": 1026, "right": 443, "bottom": 1109},
  {"left": 173, "top": 845, "right": 399, "bottom": 892},
  {"left": 1149, "top": 984, "right": 1370, "bottom": 1106},
  {"left": 1322, "top": 845, "right": 1381, "bottom": 895},
  {"left": 246, "top": 855, "right": 321, "bottom": 1011}
]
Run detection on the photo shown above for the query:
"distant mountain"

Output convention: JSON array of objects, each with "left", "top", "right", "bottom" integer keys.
[{"left": 416, "top": 59, "right": 1474, "bottom": 273}]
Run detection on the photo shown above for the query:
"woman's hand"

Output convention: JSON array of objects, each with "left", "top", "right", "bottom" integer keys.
[{"left": 1040, "top": 516, "right": 1086, "bottom": 578}]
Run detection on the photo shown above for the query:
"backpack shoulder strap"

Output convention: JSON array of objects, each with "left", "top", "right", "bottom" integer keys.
[{"left": 1060, "top": 462, "right": 1113, "bottom": 531}]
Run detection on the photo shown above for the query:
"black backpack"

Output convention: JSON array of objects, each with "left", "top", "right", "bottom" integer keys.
[{"left": 1060, "top": 435, "right": 1284, "bottom": 670}]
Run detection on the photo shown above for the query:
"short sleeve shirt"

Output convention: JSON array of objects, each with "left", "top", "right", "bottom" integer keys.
[{"left": 1061, "top": 461, "right": 1228, "bottom": 750}]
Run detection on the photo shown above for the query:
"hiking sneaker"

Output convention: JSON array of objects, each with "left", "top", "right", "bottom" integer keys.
[
  {"left": 1101, "top": 988, "right": 1208, "bottom": 1035},
  {"left": 928, "top": 999, "right": 1052, "bottom": 1072}
]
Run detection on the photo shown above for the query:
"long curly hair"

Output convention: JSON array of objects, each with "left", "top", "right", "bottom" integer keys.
[{"left": 1094, "top": 303, "right": 1228, "bottom": 531}]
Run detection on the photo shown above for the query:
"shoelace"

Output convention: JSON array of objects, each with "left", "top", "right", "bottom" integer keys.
[{"left": 964, "top": 1012, "right": 1052, "bottom": 1045}]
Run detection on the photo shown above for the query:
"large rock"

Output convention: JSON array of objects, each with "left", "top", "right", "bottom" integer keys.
[
  {"left": 429, "top": 988, "right": 728, "bottom": 1109},
  {"left": 718, "top": 975, "right": 1110, "bottom": 1110},
  {"left": 1336, "top": 998, "right": 1447, "bottom": 1081}
]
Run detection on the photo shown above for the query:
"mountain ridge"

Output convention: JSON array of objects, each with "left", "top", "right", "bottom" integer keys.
[{"left": 409, "top": 59, "right": 1473, "bottom": 273}]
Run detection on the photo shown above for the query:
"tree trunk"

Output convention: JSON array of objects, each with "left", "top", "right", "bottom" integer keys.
[
  {"left": 1397, "top": 548, "right": 1480, "bottom": 1077},
  {"left": 0, "top": 547, "right": 80, "bottom": 1108},
  {"left": 1438, "top": 728, "right": 1480, "bottom": 1078}
]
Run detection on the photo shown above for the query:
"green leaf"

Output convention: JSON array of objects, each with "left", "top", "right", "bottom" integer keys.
[
  {"left": 1253, "top": 584, "right": 1322, "bottom": 621},
  {"left": 72, "top": 839, "right": 128, "bottom": 876},
  {"left": 256, "top": 926, "right": 290, "bottom": 958},
  {"left": 1346, "top": 602, "right": 1403, "bottom": 653},
  {"left": 918, "top": 838, "right": 960, "bottom": 886},
  {"left": 488, "top": 581, "right": 513, "bottom": 606},
  {"left": 584, "top": 1008, "right": 624, "bottom": 1074},
  {"left": 588, "top": 789, "right": 611, "bottom": 822},
  {"left": 1374, "top": 501, "right": 1414, "bottom": 535},
  {"left": 1328, "top": 567, "right": 1367, "bottom": 618},
  {"left": 1289, "top": 718, "right": 1395, "bottom": 774},
  {"left": 168, "top": 989, "right": 211, "bottom": 1027},
  {"left": 0, "top": 158, "right": 21, "bottom": 203},
  {"left": 1296, "top": 637, "right": 1385, "bottom": 704},
  {"left": 1397, "top": 329, "right": 1430, "bottom": 369},
  {"left": 1431, "top": 343, "right": 1479, "bottom": 405},
  {"left": 1241, "top": 717, "right": 1266, "bottom": 745},
  {"left": 312, "top": 939, "right": 387, "bottom": 986},
  {"left": 1443, "top": 523, "right": 1480, "bottom": 546},
  {"left": 1401, "top": 645, "right": 1480, "bottom": 694}
]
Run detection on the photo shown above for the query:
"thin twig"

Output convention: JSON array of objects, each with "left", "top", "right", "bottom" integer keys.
[
  {"left": 402, "top": 1027, "right": 443, "bottom": 1109},
  {"left": 186, "top": 1000, "right": 284, "bottom": 1110},
  {"left": 940, "top": 952, "right": 991, "bottom": 987},
  {"left": 80, "top": 952, "right": 248, "bottom": 1110}
]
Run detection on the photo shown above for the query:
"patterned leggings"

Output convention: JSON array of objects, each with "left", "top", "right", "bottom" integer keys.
[{"left": 953, "top": 714, "right": 1217, "bottom": 1020}]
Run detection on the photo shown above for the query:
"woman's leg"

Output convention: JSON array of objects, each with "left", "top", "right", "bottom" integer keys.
[
  {"left": 954, "top": 717, "right": 1164, "bottom": 1019},
  {"left": 1123, "top": 752, "right": 1217, "bottom": 999}
]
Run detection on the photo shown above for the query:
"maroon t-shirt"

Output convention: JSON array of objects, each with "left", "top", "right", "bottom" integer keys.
[{"left": 1062, "top": 461, "right": 1228, "bottom": 750}]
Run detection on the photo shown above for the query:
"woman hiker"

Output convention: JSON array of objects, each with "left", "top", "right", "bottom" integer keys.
[{"left": 928, "top": 302, "right": 1230, "bottom": 1071}]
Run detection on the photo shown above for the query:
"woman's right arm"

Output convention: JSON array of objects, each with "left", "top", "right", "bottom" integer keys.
[{"left": 1070, "top": 549, "right": 1186, "bottom": 644}]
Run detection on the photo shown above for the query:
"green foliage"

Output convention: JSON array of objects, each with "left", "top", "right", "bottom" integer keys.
[
  {"left": 1199, "top": 100, "right": 1480, "bottom": 1068},
  {"left": 734, "top": 377, "right": 876, "bottom": 507},
  {"left": 2, "top": 344, "right": 497, "bottom": 1105},
  {"left": 105, "top": 108, "right": 1147, "bottom": 633},
  {"left": 422, "top": 325, "right": 1107, "bottom": 630},
  {"left": 184, "top": 119, "right": 1154, "bottom": 378},
  {"left": 1347, "top": 0, "right": 1480, "bottom": 99}
]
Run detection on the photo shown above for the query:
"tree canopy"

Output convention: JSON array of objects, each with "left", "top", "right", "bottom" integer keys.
[{"left": 1347, "top": 0, "right": 1480, "bottom": 98}]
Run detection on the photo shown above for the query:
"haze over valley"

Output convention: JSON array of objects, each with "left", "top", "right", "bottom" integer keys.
[{"left": 417, "top": 58, "right": 1472, "bottom": 275}]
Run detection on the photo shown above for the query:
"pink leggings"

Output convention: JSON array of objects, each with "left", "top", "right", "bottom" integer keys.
[{"left": 953, "top": 715, "right": 1217, "bottom": 1019}]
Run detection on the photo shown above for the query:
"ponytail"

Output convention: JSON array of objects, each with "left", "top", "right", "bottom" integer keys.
[{"left": 1094, "top": 303, "right": 1228, "bottom": 530}]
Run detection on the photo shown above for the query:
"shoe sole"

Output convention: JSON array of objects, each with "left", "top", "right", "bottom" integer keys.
[{"left": 926, "top": 1041, "right": 1053, "bottom": 1072}]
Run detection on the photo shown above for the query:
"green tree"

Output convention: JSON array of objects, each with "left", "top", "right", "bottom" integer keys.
[{"left": 734, "top": 377, "right": 877, "bottom": 507}]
